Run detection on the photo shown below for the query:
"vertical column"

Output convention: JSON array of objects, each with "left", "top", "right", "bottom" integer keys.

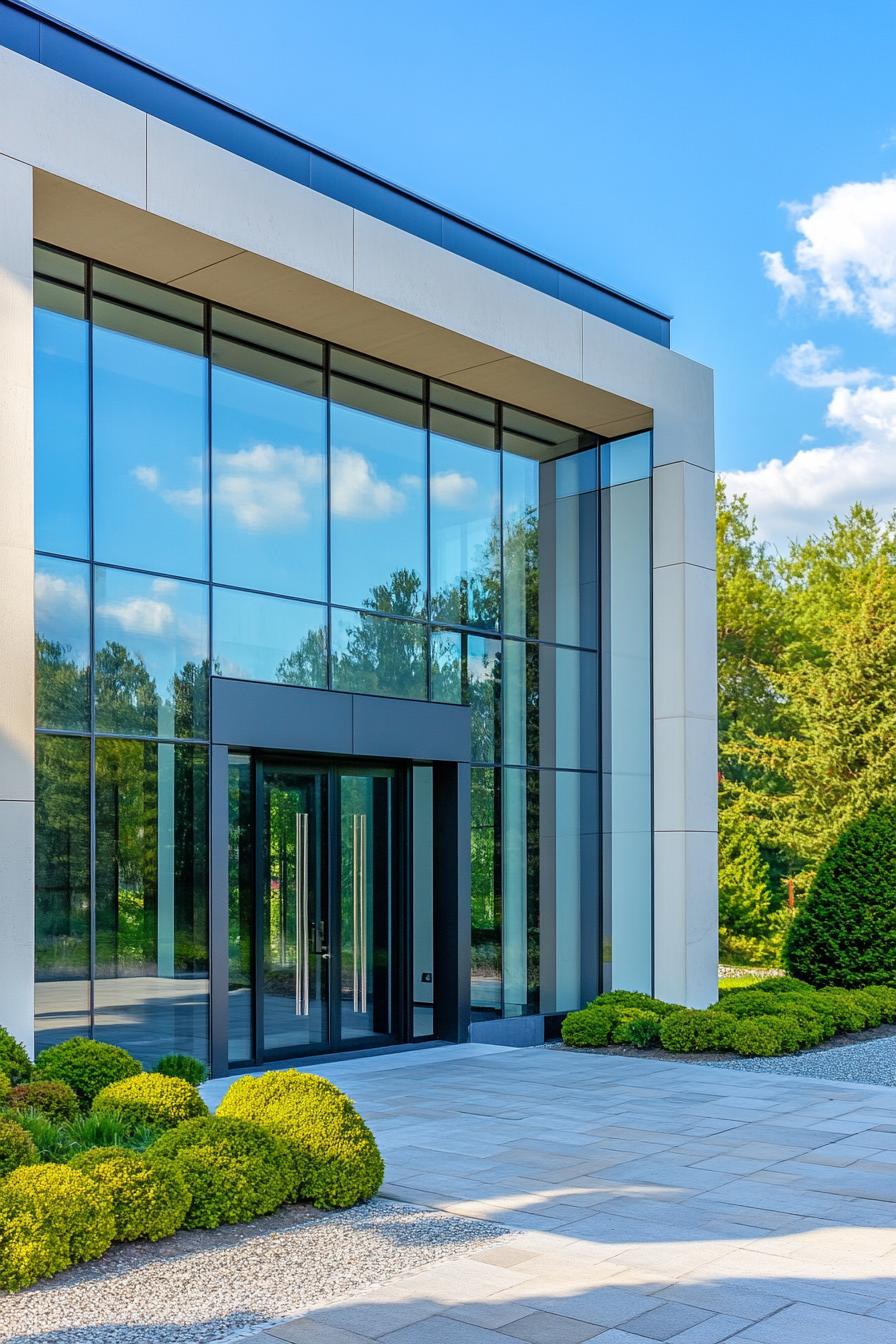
[
  {"left": 433, "top": 761, "right": 471, "bottom": 1042},
  {"left": 0, "top": 155, "right": 35, "bottom": 1053},
  {"left": 652, "top": 393, "right": 718, "bottom": 1008},
  {"left": 208, "top": 744, "right": 231, "bottom": 1079}
]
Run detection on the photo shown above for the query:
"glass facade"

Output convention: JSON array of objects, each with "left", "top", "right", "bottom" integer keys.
[{"left": 33, "top": 241, "right": 652, "bottom": 1060}]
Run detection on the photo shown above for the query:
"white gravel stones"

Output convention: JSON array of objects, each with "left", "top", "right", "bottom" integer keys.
[
  {"left": 711, "top": 1032, "right": 896, "bottom": 1086},
  {"left": 0, "top": 1198, "right": 510, "bottom": 1344}
]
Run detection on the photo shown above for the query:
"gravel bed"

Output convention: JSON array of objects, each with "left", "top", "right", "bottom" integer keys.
[
  {"left": 707, "top": 1031, "right": 896, "bottom": 1086},
  {"left": 0, "top": 1197, "right": 511, "bottom": 1344}
]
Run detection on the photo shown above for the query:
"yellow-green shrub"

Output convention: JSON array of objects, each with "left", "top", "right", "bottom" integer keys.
[
  {"left": 218, "top": 1070, "right": 384, "bottom": 1210},
  {"left": 0, "top": 1075, "right": 9, "bottom": 1108},
  {"left": 0, "top": 1029, "right": 31, "bottom": 1086},
  {"left": 856, "top": 986, "right": 896, "bottom": 1022},
  {"left": 610, "top": 1008, "right": 662, "bottom": 1048},
  {"left": 70, "top": 1147, "right": 190, "bottom": 1242},
  {"left": 148, "top": 1116, "right": 293, "bottom": 1228},
  {"left": 8, "top": 1080, "right": 79, "bottom": 1123},
  {"left": 92, "top": 1073, "right": 208, "bottom": 1131},
  {"left": 587, "top": 990, "right": 683, "bottom": 1018},
  {"left": 35, "top": 1038, "right": 141, "bottom": 1108},
  {"left": 659, "top": 1008, "right": 738, "bottom": 1053},
  {"left": 0, "top": 1163, "right": 114, "bottom": 1291},
  {"left": 732, "top": 1016, "right": 792, "bottom": 1056},
  {"left": 561, "top": 1005, "right": 617, "bottom": 1048},
  {"left": 0, "top": 1116, "right": 38, "bottom": 1177}
]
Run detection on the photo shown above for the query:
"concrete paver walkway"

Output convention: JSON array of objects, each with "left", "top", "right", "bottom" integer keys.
[{"left": 214, "top": 1044, "right": 896, "bottom": 1344}]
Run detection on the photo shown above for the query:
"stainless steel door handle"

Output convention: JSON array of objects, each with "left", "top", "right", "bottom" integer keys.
[{"left": 351, "top": 811, "right": 368, "bottom": 1014}]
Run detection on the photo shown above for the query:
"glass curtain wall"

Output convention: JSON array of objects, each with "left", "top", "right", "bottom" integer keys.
[{"left": 33, "top": 242, "right": 624, "bottom": 1056}]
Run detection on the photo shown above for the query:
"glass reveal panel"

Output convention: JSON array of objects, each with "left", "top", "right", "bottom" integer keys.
[
  {"left": 538, "top": 645, "right": 598, "bottom": 771},
  {"left": 537, "top": 771, "right": 599, "bottom": 1014},
  {"left": 430, "top": 628, "right": 501, "bottom": 763},
  {"left": 94, "top": 567, "right": 209, "bottom": 739},
  {"left": 94, "top": 739, "right": 209, "bottom": 1065},
  {"left": 502, "top": 767, "right": 539, "bottom": 1017},
  {"left": 92, "top": 272, "right": 208, "bottom": 580},
  {"left": 34, "top": 734, "right": 91, "bottom": 1050},
  {"left": 213, "top": 587, "right": 327, "bottom": 689},
  {"left": 502, "top": 451, "right": 539, "bottom": 640},
  {"left": 227, "top": 754, "right": 254, "bottom": 1067},
  {"left": 35, "top": 555, "right": 90, "bottom": 732},
  {"left": 330, "top": 351, "right": 426, "bottom": 618},
  {"left": 502, "top": 639, "right": 538, "bottom": 767},
  {"left": 331, "top": 608, "right": 426, "bottom": 699},
  {"left": 471, "top": 767, "right": 501, "bottom": 1018},
  {"left": 34, "top": 287, "right": 89, "bottom": 559},
  {"left": 212, "top": 317, "right": 327, "bottom": 601}
]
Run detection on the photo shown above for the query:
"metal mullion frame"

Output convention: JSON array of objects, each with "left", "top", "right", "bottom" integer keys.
[
  {"left": 324, "top": 341, "right": 333, "bottom": 691},
  {"left": 252, "top": 757, "right": 265, "bottom": 1065},
  {"left": 86, "top": 255, "right": 97, "bottom": 1040},
  {"left": 424, "top": 375, "right": 431, "bottom": 698}
]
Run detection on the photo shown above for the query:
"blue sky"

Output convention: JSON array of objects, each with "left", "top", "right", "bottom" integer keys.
[{"left": 36, "top": 0, "right": 896, "bottom": 548}]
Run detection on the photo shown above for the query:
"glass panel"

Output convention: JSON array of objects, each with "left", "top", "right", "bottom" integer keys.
[
  {"left": 332, "top": 609, "right": 426, "bottom": 699},
  {"left": 228, "top": 754, "right": 254, "bottom": 1066},
  {"left": 502, "top": 639, "right": 538, "bottom": 767},
  {"left": 261, "top": 766, "right": 328, "bottom": 1055},
  {"left": 339, "top": 769, "right": 394, "bottom": 1043},
  {"left": 93, "top": 267, "right": 205, "bottom": 334},
  {"left": 412, "top": 766, "right": 435, "bottom": 1038},
  {"left": 213, "top": 587, "right": 327, "bottom": 689},
  {"left": 34, "top": 244, "right": 86, "bottom": 288},
  {"left": 92, "top": 311, "right": 208, "bottom": 578},
  {"left": 94, "top": 740, "right": 209, "bottom": 1065},
  {"left": 430, "top": 628, "right": 500, "bottom": 763},
  {"left": 502, "top": 768, "right": 539, "bottom": 1016},
  {"left": 94, "top": 567, "right": 209, "bottom": 739},
  {"left": 539, "top": 645, "right": 598, "bottom": 771},
  {"left": 471, "top": 767, "right": 501, "bottom": 1018},
  {"left": 601, "top": 431, "right": 652, "bottom": 486},
  {"left": 34, "top": 296, "right": 89, "bottom": 558},
  {"left": 213, "top": 307, "right": 323, "bottom": 369},
  {"left": 537, "top": 771, "right": 599, "bottom": 1013},
  {"left": 35, "top": 556, "right": 90, "bottom": 732},
  {"left": 502, "top": 405, "right": 583, "bottom": 460},
  {"left": 330, "top": 354, "right": 426, "bottom": 617},
  {"left": 601, "top": 476, "right": 652, "bottom": 991},
  {"left": 430, "top": 415, "right": 501, "bottom": 630},
  {"left": 502, "top": 452, "right": 539, "bottom": 639},
  {"left": 212, "top": 335, "right": 327, "bottom": 600},
  {"left": 34, "top": 734, "right": 91, "bottom": 1051}
]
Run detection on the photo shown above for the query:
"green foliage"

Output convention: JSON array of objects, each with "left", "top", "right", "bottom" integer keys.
[
  {"left": 0, "top": 1162, "right": 114, "bottom": 1291},
  {"left": 810, "top": 989, "right": 871, "bottom": 1032},
  {"left": 709, "top": 990, "right": 785, "bottom": 1019},
  {"left": 561, "top": 1006, "right": 617, "bottom": 1047},
  {"left": 69, "top": 1147, "right": 191, "bottom": 1243},
  {"left": 0, "top": 1028, "right": 32, "bottom": 1086},
  {"left": 854, "top": 985, "right": 896, "bottom": 1021},
  {"left": 658, "top": 1009, "right": 738, "bottom": 1053},
  {"left": 732, "top": 1016, "right": 793, "bottom": 1057},
  {"left": 92, "top": 1073, "right": 208, "bottom": 1131},
  {"left": 588, "top": 990, "right": 682, "bottom": 1018},
  {"left": 15, "top": 1108, "right": 160, "bottom": 1163},
  {"left": 7, "top": 1081, "right": 79, "bottom": 1123},
  {"left": 0, "top": 1115, "right": 38, "bottom": 1176},
  {"left": 749, "top": 976, "right": 811, "bottom": 994},
  {"left": 154, "top": 1054, "right": 208, "bottom": 1086},
  {"left": 783, "top": 806, "right": 896, "bottom": 987},
  {"left": 35, "top": 1037, "right": 142, "bottom": 1108},
  {"left": 149, "top": 1116, "right": 293, "bottom": 1228},
  {"left": 718, "top": 803, "right": 785, "bottom": 965},
  {"left": 217, "top": 1070, "right": 384, "bottom": 1210},
  {"left": 610, "top": 1008, "right": 662, "bottom": 1048}
]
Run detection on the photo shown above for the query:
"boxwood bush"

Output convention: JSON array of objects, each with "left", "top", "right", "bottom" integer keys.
[
  {"left": 659, "top": 1008, "right": 738, "bottom": 1053},
  {"left": 35, "top": 1038, "right": 141, "bottom": 1108},
  {"left": 70, "top": 1147, "right": 191, "bottom": 1242},
  {"left": 92, "top": 1073, "right": 208, "bottom": 1131},
  {"left": 610, "top": 1008, "right": 662, "bottom": 1048},
  {"left": 0, "top": 1028, "right": 31, "bottom": 1086},
  {"left": 148, "top": 1116, "right": 293, "bottom": 1228},
  {"left": 0, "top": 1116, "right": 38, "bottom": 1177},
  {"left": 218, "top": 1070, "right": 384, "bottom": 1209},
  {"left": 0, "top": 1163, "right": 114, "bottom": 1291},
  {"left": 560, "top": 1005, "right": 617, "bottom": 1047},
  {"left": 8, "top": 1080, "right": 79, "bottom": 1123}
]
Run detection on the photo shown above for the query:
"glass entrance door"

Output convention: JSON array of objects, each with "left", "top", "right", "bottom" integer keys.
[{"left": 338, "top": 769, "right": 395, "bottom": 1046}]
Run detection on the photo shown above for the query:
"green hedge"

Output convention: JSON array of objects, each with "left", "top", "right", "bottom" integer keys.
[
  {"left": 148, "top": 1116, "right": 294, "bottom": 1228},
  {"left": 154, "top": 1054, "right": 208, "bottom": 1086},
  {"left": 92, "top": 1073, "right": 208, "bottom": 1131},
  {"left": 0, "top": 1163, "right": 115, "bottom": 1291},
  {"left": 217, "top": 1070, "right": 384, "bottom": 1209},
  {"left": 0, "top": 1030, "right": 31, "bottom": 1087},
  {"left": 70, "top": 1147, "right": 191, "bottom": 1243},
  {"left": 35, "top": 1039, "right": 141, "bottom": 1108},
  {"left": 7, "top": 1081, "right": 79, "bottom": 1123}
]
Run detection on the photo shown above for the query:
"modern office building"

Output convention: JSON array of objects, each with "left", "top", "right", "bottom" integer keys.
[{"left": 0, "top": 2, "right": 717, "bottom": 1077}]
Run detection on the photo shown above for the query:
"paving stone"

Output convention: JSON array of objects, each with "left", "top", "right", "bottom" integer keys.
[
  {"left": 498, "top": 1309, "right": 602, "bottom": 1342},
  {"left": 737, "top": 1301, "right": 896, "bottom": 1343}
]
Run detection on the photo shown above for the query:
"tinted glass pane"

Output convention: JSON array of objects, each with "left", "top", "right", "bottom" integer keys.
[
  {"left": 94, "top": 739, "right": 209, "bottom": 1065},
  {"left": 471, "top": 767, "right": 501, "bottom": 1017},
  {"left": 34, "top": 734, "right": 90, "bottom": 1050},
  {"left": 34, "top": 244, "right": 86, "bottom": 288},
  {"left": 502, "top": 639, "right": 538, "bottom": 767},
  {"left": 228, "top": 754, "right": 253, "bottom": 1066},
  {"left": 93, "top": 319, "right": 208, "bottom": 578},
  {"left": 430, "top": 628, "right": 500, "bottom": 763},
  {"left": 538, "top": 771, "right": 599, "bottom": 1013},
  {"left": 35, "top": 555, "right": 90, "bottom": 731},
  {"left": 213, "top": 586, "right": 327, "bottom": 688},
  {"left": 502, "top": 452, "right": 539, "bottom": 639},
  {"left": 601, "top": 431, "right": 652, "bottom": 486},
  {"left": 212, "top": 339, "right": 327, "bottom": 600},
  {"left": 34, "top": 299, "right": 89, "bottom": 558},
  {"left": 331, "top": 609, "right": 426, "bottom": 699},
  {"left": 330, "top": 361, "right": 426, "bottom": 617},
  {"left": 430, "top": 430, "right": 500, "bottom": 630},
  {"left": 502, "top": 767, "right": 539, "bottom": 1016},
  {"left": 94, "top": 567, "right": 209, "bottom": 738},
  {"left": 539, "top": 645, "right": 598, "bottom": 770}
]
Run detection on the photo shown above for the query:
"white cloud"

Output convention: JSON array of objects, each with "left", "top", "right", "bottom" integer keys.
[
  {"left": 132, "top": 464, "right": 159, "bottom": 490},
  {"left": 764, "top": 177, "right": 896, "bottom": 330},
  {"left": 96, "top": 595, "right": 176, "bottom": 638},
  {"left": 35, "top": 569, "right": 89, "bottom": 623},
  {"left": 215, "top": 443, "right": 323, "bottom": 533},
  {"left": 774, "top": 340, "right": 877, "bottom": 389},
  {"left": 430, "top": 470, "right": 479, "bottom": 509},
  {"left": 800, "top": 433, "right": 816, "bottom": 444},
  {"left": 330, "top": 447, "right": 406, "bottom": 519}
]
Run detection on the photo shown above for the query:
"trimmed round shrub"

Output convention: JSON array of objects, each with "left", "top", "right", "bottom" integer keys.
[
  {"left": 0, "top": 1162, "right": 114, "bottom": 1290},
  {"left": 852, "top": 989, "right": 885, "bottom": 1028},
  {"left": 811, "top": 989, "right": 871, "bottom": 1033},
  {"left": 0, "top": 1115, "right": 38, "bottom": 1176},
  {"left": 750, "top": 976, "right": 811, "bottom": 995},
  {"left": 8, "top": 1080, "right": 79, "bottom": 1123},
  {"left": 148, "top": 1116, "right": 293, "bottom": 1228},
  {"left": 561, "top": 1005, "right": 617, "bottom": 1048},
  {"left": 659, "top": 1008, "right": 738, "bottom": 1053},
  {"left": 710, "top": 991, "right": 788, "bottom": 1019},
  {"left": 855, "top": 985, "right": 896, "bottom": 1022},
  {"left": 783, "top": 806, "right": 896, "bottom": 987},
  {"left": 218, "top": 1070, "right": 384, "bottom": 1210},
  {"left": 0, "top": 1028, "right": 32, "bottom": 1085},
  {"left": 92, "top": 1073, "right": 208, "bottom": 1131},
  {"left": 70, "top": 1146, "right": 190, "bottom": 1242},
  {"left": 35, "top": 1038, "right": 141, "bottom": 1108},
  {"left": 732, "top": 1017, "right": 790, "bottom": 1057},
  {"left": 610, "top": 1008, "right": 662, "bottom": 1048},
  {"left": 587, "top": 990, "right": 683, "bottom": 1018},
  {"left": 155, "top": 1053, "right": 208, "bottom": 1086}
]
